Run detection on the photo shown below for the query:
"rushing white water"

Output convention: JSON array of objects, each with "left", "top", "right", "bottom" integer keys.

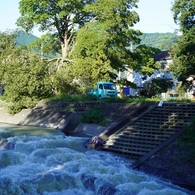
[{"left": 0, "top": 123, "right": 192, "bottom": 195}]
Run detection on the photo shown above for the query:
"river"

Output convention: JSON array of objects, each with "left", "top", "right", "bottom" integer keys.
[{"left": 0, "top": 123, "right": 192, "bottom": 195}]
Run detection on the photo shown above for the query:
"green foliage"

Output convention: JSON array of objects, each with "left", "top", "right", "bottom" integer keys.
[
  {"left": 44, "top": 93, "right": 160, "bottom": 104},
  {"left": 16, "top": 0, "right": 173, "bottom": 94},
  {"left": 0, "top": 33, "right": 53, "bottom": 114},
  {"left": 139, "top": 78, "right": 174, "bottom": 98},
  {"left": 172, "top": 0, "right": 195, "bottom": 33},
  {"left": 0, "top": 31, "right": 16, "bottom": 53},
  {"left": 170, "top": 0, "right": 195, "bottom": 87},
  {"left": 0, "top": 32, "right": 16, "bottom": 84},
  {"left": 170, "top": 28, "right": 195, "bottom": 85},
  {"left": 180, "top": 116, "right": 195, "bottom": 143},
  {"left": 133, "top": 45, "right": 160, "bottom": 75},
  {"left": 16, "top": 0, "right": 142, "bottom": 93},
  {"left": 71, "top": 0, "right": 141, "bottom": 88},
  {"left": 2, "top": 1, "right": 188, "bottom": 116},
  {"left": 138, "top": 33, "right": 179, "bottom": 51},
  {"left": 51, "top": 64, "right": 80, "bottom": 95},
  {"left": 16, "top": 31, "right": 37, "bottom": 47},
  {"left": 28, "top": 33, "right": 60, "bottom": 58},
  {"left": 70, "top": 55, "right": 112, "bottom": 90},
  {"left": 80, "top": 105, "right": 105, "bottom": 124},
  {"left": 17, "top": 0, "right": 93, "bottom": 60},
  {"left": 7, "top": 96, "right": 37, "bottom": 115},
  {"left": 87, "top": 0, "right": 141, "bottom": 70}
]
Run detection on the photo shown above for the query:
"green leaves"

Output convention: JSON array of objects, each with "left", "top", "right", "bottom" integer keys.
[
  {"left": 180, "top": 116, "right": 195, "bottom": 143},
  {"left": 17, "top": 0, "right": 93, "bottom": 60},
  {"left": 134, "top": 45, "right": 160, "bottom": 75},
  {"left": 80, "top": 105, "right": 105, "bottom": 124},
  {"left": 170, "top": 28, "right": 195, "bottom": 84},
  {"left": 0, "top": 32, "right": 53, "bottom": 113},
  {"left": 171, "top": 0, "right": 195, "bottom": 86},
  {"left": 172, "top": 0, "right": 195, "bottom": 32},
  {"left": 70, "top": 0, "right": 142, "bottom": 88}
]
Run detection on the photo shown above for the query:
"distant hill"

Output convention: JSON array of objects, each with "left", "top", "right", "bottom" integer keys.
[
  {"left": 15, "top": 32, "right": 179, "bottom": 52},
  {"left": 16, "top": 31, "right": 38, "bottom": 47},
  {"left": 138, "top": 33, "right": 179, "bottom": 51}
]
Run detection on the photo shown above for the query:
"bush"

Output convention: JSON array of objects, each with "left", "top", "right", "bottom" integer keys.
[
  {"left": 8, "top": 96, "right": 37, "bottom": 115},
  {"left": 139, "top": 78, "right": 174, "bottom": 98},
  {"left": 180, "top": 116, "right": 195, "bottom": 143},
  {"left": 80, "top": 105, "right": 105, "bottom": 124}
]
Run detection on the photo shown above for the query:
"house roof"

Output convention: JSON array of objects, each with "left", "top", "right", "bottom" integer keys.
[{"left": 154, "top": 51, "right": 172, "bottom": 61}]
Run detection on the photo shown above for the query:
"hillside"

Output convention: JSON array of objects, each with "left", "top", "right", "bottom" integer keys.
[
  {"left": 138, "top": 32, "right": 179, "bottom": 51},
  {"left": 16, "top": 32, "right": 179, "bottom": 52},
  {"left": 16, "top": 31, "right": 38, "bottom": 47}
]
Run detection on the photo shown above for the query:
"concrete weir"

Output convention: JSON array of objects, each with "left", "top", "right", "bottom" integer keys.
[
  {"left": 0, "top": 102, "right": 194, "bottom": 166},
  {"left": 0, "top": 101, "right": 194, "bottom": 192},
  {"left": 99, "top": 102, "right": 195, "bottom": 169}
]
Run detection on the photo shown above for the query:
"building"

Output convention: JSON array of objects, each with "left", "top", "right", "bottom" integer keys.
[{"left": 154, "top": 51, "right": 172, "bottom": 70}]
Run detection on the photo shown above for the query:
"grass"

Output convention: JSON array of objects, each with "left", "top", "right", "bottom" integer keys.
[
  {"left": 80, "top": 105, "right": 106, "bottom": 125},
  {"left": 43, "top": 94, "right": 97, "bottom": 102},
  {"left": 177, "top": 117, "right": 195, "bottom": 164},
  {"left": 43, "top": 94, "right": 161, "bottom": 104},
  {"left": 43, "top": 94, "right": 195, "bottom": 104},
  {"left": 180, "top": 116, "right": 195, "bottom": 143}
]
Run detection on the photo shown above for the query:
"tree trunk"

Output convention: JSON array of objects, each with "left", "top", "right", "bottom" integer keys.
[
  {"left": 56, "top": 40, "right": 69, "bottom": 71},
  {"left": 61, "top": 40, "right": 69, "bottom": 62}
]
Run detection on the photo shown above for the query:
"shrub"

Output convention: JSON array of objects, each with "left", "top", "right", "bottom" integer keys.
[
  {"left": 180, "top": 116, "right": 195, "bottom": 143},
  {"left": 80, "top": 105, "right": 105, "bottom": 124}
]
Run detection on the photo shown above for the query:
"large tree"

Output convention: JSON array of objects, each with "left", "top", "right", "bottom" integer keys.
[
  {"left": 17, "top": 0, "right": 93, "bottom": 62},
  {"left": 170, "top": 0, "right": 195, "bottom": 86},
  {"left": 71, "top": 0, "right": 141, "bottom": 88},
  {"left": 17, "top": 0, "right": 159, "bottom": 93}
]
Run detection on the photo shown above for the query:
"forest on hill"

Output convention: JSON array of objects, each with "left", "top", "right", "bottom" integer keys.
[
  {"left": 139, "top": 33, "right": 179, "bottom": 51},
  {"left": 16, "top": 31, "right": 37, "bottom": 47},
  {"left": 16, "top": 32, "right": 179, "bottom": 52}
]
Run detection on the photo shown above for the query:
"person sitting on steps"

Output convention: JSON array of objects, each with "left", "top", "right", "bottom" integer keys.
[{"left": 91, "top": 137, "right": 103, "bottom": 149}]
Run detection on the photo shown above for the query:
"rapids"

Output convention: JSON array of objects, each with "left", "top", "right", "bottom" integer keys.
[{"left": 0, "top": 123, "right": 192, "bottom": 195}]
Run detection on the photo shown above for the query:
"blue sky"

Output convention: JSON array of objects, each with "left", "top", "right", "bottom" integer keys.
[
  {"left": 134, "top": 0, "right": 179, "bottom": 33},
  {"left": 0, "top": 0, "right": 179, "bottom": 36}
]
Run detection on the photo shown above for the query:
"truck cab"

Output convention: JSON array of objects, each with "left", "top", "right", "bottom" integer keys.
[{"left": 88, "top": 82, "right": 118, "bottom": 99}]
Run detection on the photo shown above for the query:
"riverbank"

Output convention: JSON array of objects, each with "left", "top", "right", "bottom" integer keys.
[
  {"left": 0, "top": 101, "right": 194, "bottom": 192},
  {"left": 137, "top": 139, "right": 195, "bottom": 192},
  {"left": 0, "top": 101, "right": 144, "bottom": 135}
]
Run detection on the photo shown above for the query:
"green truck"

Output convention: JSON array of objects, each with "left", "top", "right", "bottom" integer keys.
[{"left": 88, "top": 82, "right": 118, "bottom": 99}]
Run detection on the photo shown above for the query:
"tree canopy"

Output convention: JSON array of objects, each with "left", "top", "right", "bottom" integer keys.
[
  {"left": 172, "top": 0, "right": 195, "bottom": 33},
  {"left": 17, "top": 0, "right": 93, "bottom": 61},
  {"left": 138, "top": 33, "right": 179, "bottom": 51},
  {"left": 18, "top": 0, "right": 149, "bottom": 87},
  {"left": 0, "top": 0, "right": 174, "bottom": 114},
  {"left": 69, "top": 0, "right": 143, "bottom": 88},
  {"left": 17, "top": 0, "right": 146, "bottom": 90},
  {"left": 170, "top": 0, "right": 195, "bottom": 87},
  {"left": 0, "top": 32, "right": 52, "bottom": 114}
]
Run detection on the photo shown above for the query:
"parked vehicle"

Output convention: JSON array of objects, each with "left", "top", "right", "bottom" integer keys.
[{"left": 88, "top": 82, "right": 118, "bottom": 99}]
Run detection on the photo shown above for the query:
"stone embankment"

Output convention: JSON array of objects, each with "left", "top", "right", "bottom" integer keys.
[{"left": 0, "top": 101, "right": 145, "bottom": 136}]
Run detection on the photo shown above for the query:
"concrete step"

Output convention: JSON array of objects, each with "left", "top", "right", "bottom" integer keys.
[
  {"left": 105, "top": 139, "right": 158, "bottom": 148},
  {"left": 101, "top": 102, "right": 195, "bottom": 164}
]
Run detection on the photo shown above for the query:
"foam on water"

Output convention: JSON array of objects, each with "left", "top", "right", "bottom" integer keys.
[{"left": 0, "top": 124, "right": 192, "bottom": 195}]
